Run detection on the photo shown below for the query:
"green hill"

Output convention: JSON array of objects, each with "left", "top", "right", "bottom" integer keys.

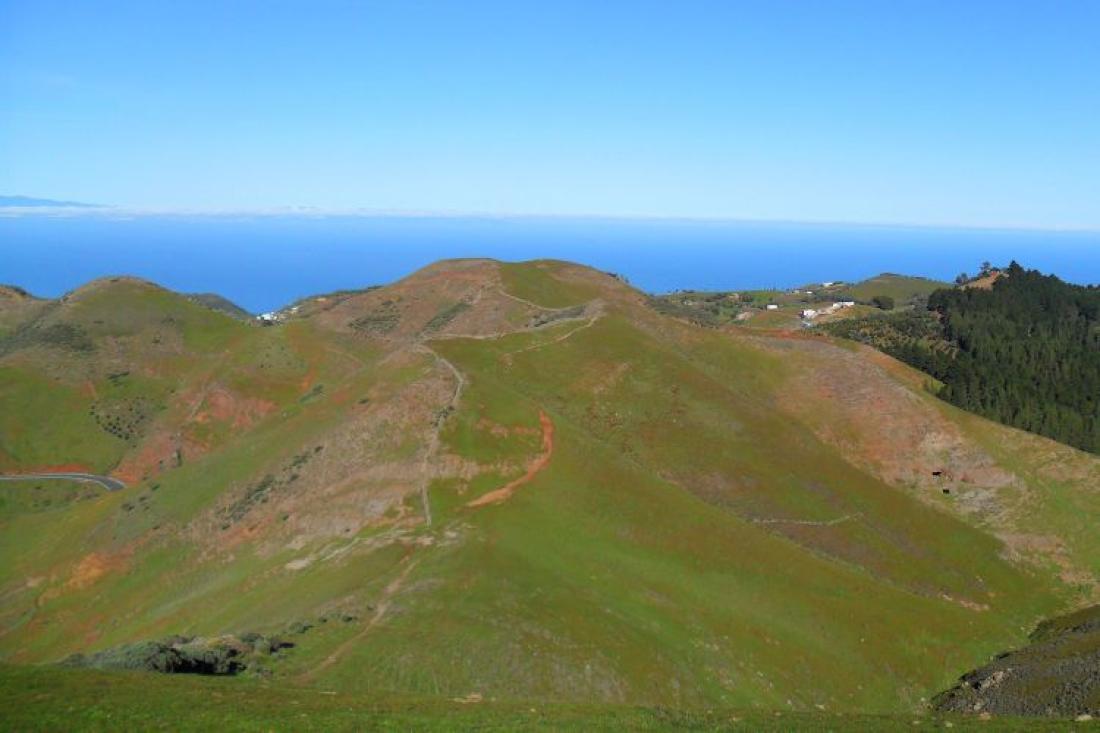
[
  {"left": 186, "top": 292, "right": 254, "bottom": 320},
  {"left": 839, "top": 273, "right": 950, "bottom": 308},
  {"left": 1, "top": 260, "right": 1097, "bottom": 724},
  {"left": 0, "top": 663, "right": 1070, "bottom": 731}
]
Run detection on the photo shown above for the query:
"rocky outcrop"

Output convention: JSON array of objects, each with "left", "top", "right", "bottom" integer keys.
[{"left": 933, "top": 605, "right": 1100, "bottom": 717}]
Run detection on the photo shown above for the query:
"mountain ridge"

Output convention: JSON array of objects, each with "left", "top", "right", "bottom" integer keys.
[{"left": 1, "top": 257, "right": 1097, "bottom": 717}]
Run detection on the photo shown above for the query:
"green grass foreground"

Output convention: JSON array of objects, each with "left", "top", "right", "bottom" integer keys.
[{"left": 0, "top": 665, "right": 1078, "bottom": 732}]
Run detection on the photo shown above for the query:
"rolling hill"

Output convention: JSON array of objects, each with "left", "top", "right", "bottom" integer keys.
[
  {"left": 1, "top": 259, "right": 1098, "bottom": 723},
  {"left": 838, "top": 273, "right": 949, "bottom": 307}
]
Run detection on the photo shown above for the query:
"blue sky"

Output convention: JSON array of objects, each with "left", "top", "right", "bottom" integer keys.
[{"left": 1, "top": 1, "right": 1098, "bottom": 228}]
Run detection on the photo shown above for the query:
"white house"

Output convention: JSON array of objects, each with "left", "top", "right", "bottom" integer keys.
[
  {"left": 765, "top": 304, "right": 779, "bottom": 311},
  {"left": 837, "top": 300, "right": 855, "bottom": 308}
]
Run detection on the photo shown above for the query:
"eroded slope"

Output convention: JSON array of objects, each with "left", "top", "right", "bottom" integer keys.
[{"left": 0, "top": 259, "right": 1096, "bottom": 716}]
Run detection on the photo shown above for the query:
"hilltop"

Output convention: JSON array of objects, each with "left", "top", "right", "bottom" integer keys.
[
  {"left": 186, "top": 292, "right": 253, "bottom": 320},
  {"left": 837, "top": 273, "right": 948, "bottom": 306},
  {"left": 1, "top": 259, "right": 1098, "bottom": 724}
]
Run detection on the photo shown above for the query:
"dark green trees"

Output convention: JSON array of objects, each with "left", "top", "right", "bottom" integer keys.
[
  {"left": 826, "top": 262, "right": 1100, "bottom": 454},
  {"left": 871, "top": 295, "right": 895, "bottom": 310},
  {"left": 926, "top": 261, "right": 1100, "bottom": 453}
]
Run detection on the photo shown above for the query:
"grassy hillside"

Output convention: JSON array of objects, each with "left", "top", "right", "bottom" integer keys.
[
  {"left": 186, "top": 293, "right": 254, "bottom": 320},
  {"left": 0, "top": 259, "right": 1097, "bottom": 723},
  {"left": 0, "top": 664, "right": 1070, "bottom": 731},
  {"left": 839, "top": 273, "right": 949, "bottom": 307},
  {"left": 0, "top": 284, "right": 49, "bottom": 340}
]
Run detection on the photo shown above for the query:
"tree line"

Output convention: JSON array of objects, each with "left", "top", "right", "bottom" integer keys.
[{"left": 825, "top": 262, "right": 1100, "bottom": 454}]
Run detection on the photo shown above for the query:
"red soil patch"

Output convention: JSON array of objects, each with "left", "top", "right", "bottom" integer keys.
[
  {"left": 965, "top": 271, "right": 1003, "bottom": 290},
  {"left": 218, "top": 517, "right": 272, "bottom": 553},
  {"left": 299, "top": 368, "right": 317, "bottom": 392},
  {"left": 467, "top": 410, "right": 554, "bottom": 508},
  {"left": 113, "top": 430, "right": 177, "bottom": 485},
  {"left": 113, "top": 385, "right": 276, "bottom": 483},
  {"left": 192, "top": 386, "right": 276, "bottom": 430},
  {"left": 64, "top": 550, "right": 130, "bottom": 591}
]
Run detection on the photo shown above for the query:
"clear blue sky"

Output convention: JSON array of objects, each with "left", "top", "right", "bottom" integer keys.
[{"left": 1, "top": 1, "right": 1098, "bottom": 228}]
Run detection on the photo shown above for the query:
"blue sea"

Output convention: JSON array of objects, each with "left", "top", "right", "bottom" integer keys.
[{"left": 2, "top": 215, "right": 1099, "bottom": 314}]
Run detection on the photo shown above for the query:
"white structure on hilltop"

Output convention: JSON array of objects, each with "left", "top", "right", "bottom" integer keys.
[{"left": 765, "top": 304, "right": 779, "bottom": 311}]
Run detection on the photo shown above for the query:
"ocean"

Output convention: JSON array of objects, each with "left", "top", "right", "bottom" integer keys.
[{"left": 2, "top": 214, "right": 1099, "bottom": 314}]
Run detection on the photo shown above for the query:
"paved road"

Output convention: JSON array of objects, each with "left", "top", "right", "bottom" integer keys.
[{"left": 0, "top": 472, "right": 126, "bottom": 491}]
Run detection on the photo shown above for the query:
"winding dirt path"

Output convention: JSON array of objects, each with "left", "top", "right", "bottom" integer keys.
[
  {"left": 496, "top": 288, "right": 579, "bottom": 312},
  {"left": 504, "top": 317, "right": 597, "bottom": 356},
  {"left": 751, "top": 512, "right": 862, "bottom": 527},
  {"left": 466, "top": 410, "right": 554, "bottom": 508},
  {"left": 297, "top": 555, "right": 420, "bottom": 682},
  {"left": 414, "top": 345, "right": 467, "bottom": 527}
]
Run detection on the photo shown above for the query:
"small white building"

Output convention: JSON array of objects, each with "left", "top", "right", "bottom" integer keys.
[
  {"left": 801, "top": 308, "right": 818, "bottom": 319},
  {"left": 766, "top": 304, "right": 779, "bottom": 311},
  {"left": 822, "top": 281, "right": 836, "bottom": 287},
  {"left": 837, "top": 300, "right": 855, "bottom": 308}
]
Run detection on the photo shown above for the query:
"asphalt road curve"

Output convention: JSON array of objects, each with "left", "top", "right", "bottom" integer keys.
[{"left": 0, "top": 472, "right": 126, "bottom": 491}]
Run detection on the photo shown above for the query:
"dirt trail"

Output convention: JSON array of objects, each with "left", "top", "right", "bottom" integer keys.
[
  {"left": 297, "top": 555, "right": 420, "bottom": 682},
  {"left": 504, "top": 317, "right": 596, "bottom": 356},
  {"left": 495, "top": 287, "right": 579, "bottom": 313},
  {"left": 414, "top": 345, "right": 466, "bottom": 527},
  {"left": 751, "top": 512, "right": 862, "bottom": 527},
  {"left": 467, "top": 411, "right": 554, "bottom": 508},
  {"left": 445, "top": 299, "right": 601, "bottom": 343}
]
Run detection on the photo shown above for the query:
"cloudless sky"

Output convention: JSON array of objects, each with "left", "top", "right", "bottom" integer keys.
[{"left": 1, "top": 1, "right": 1098, "bottom": 228}]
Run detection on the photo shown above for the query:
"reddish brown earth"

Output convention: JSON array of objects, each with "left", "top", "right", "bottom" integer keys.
[
  {"left": 112, "top": 431, "right": 178, "bottom": 485},
  {"left": 965, "top": 271, "right": 1003, "bottom": 289},
  {"left": 467, "top": 410, "right": 555, "bottom": 508},
  {"left": 191, "top": 386, "right": 276, "bottom": 431}
]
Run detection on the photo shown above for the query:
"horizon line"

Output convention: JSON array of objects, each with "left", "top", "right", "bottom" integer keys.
[{"left": 2, "top": 201, "right": 1100, "bottom": 236}]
